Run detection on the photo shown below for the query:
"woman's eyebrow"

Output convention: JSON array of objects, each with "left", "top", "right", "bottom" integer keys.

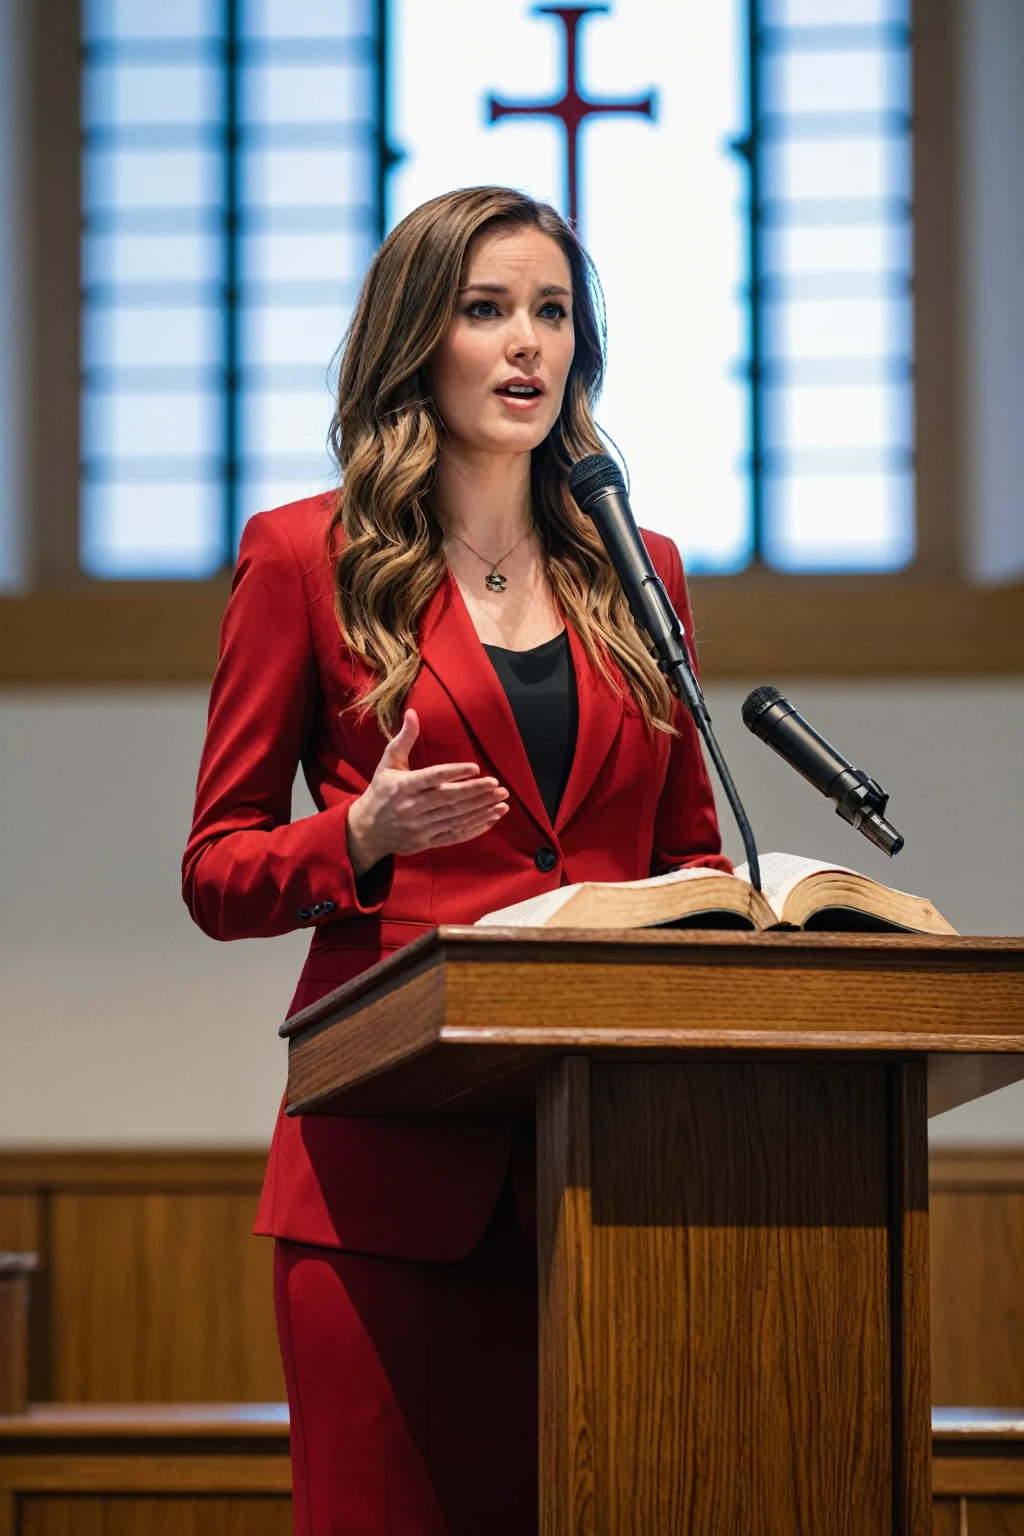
[{"left": 458, "top": 281, "right": 572, "bottom": 298}]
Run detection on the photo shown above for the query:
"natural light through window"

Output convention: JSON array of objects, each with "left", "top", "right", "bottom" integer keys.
[{"left": 79, "top": 0, "right": 914, "bottom": 579}]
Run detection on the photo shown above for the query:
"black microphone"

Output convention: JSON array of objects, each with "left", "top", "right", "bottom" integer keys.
[
  {"left": 742, "top": 686, "right": 904, "bottom": 857},
  {"left": 568, "top": 452, "right": 762, "bottom": 892}
]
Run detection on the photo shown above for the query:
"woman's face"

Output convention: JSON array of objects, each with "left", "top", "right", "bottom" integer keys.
[{"left": 427, "top": 225, "right": 576, "bottom": 457}]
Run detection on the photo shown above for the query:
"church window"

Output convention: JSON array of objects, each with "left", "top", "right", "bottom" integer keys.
[{"left": 78, "top": 0, "right": 912, "bottom": 578}]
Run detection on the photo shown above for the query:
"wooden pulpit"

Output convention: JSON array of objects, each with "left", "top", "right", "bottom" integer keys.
[{"left": 281, "top": 929, "right": 1024, "bottom": 1536}]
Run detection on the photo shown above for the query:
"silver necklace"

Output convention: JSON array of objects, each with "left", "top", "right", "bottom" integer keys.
[{"left": 447, "top": 523, "right": 535, "bottom": 593}]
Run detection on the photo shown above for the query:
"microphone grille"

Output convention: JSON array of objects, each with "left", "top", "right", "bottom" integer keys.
[
  {"left": 741, "top": 684, "right": 784, "bottom": 730},
  {"left": 567, "top": 453, "right": 626, "bottom": 507}
]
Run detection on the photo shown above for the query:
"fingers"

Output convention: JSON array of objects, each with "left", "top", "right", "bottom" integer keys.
[
  {"left": 403, "top": 760, "right": 484, "bottom": 791},
  {"left": 428, "top": 803, "right": 509, "bottom": 847},
  {"left": 379, "top": 708, "right": 419, "bottom": 771},
  {"left": 413, "top": 780, "right": 508, "bottom": 824}
]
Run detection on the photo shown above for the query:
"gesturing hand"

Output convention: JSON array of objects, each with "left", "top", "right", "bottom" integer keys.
[{"left": 346, "top": 709, "right": 509, "bottom": 878}]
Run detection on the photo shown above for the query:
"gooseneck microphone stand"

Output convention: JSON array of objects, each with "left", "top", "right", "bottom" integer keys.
[{"left": 568, "top": 455, "right": 762, "bottom": 893}]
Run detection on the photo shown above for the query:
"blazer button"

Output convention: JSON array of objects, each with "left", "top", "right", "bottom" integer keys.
[
  {"left": 296, "top": 908, "right": 311, "bottom": 922},
  {"left": 534, "top": 845, "right": 558, "bottom": 874},
  {"left": 322, "top": 900, "right": 336, "bottom": 914},
  {"left": 310, "top": 903, "right": 324, "bottom": 917}
]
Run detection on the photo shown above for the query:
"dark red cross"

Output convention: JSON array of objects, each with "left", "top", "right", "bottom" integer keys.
[{"left": 487, "top": 4, "right": 656, "bottom": 231}]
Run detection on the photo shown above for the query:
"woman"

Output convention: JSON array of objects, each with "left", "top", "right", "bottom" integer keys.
[{"left": 183, "top": 185, "right": 728, "bottom": 1535}]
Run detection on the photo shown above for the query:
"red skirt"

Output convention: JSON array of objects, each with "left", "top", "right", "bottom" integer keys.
[{"left": 274, "top": 1184, "right": 538, "bottom": 1535}]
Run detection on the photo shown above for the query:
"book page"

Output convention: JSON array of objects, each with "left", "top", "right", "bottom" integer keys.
[
  {"left": 475, "top": 884, "right": 580, "bottom": 927},
  {"left": 734, "top": 851, "right": 917, "bottom": 920},
  {"left": 475, "top": 865, "right": 727, "bottom": 927},
  {"left": 733, "top": 852, "right": 860, "bottom": 919},
  {"left": 609, "top": 866, "right": 727, "bottom": 891}
]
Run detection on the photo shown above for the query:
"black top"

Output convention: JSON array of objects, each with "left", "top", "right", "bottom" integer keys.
[{"left": 483, "top": 631, "right": 578, "bottom": 823}]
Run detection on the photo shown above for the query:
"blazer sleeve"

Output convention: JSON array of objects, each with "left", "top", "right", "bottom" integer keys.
[
  {"left": 648, "top": 533, "right": 733, "bottom": 875},
  {"left": 182, "top": 510, "right": 392, "bottom": 941}
]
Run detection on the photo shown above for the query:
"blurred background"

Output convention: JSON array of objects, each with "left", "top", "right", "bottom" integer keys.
[{"left": 0, "top": 0, "right": 1022, "bottom": 1421}]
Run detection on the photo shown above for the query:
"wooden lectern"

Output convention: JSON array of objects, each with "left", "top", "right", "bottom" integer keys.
[{"left": 281, "top": 929, "right": 1024, "bottom": 1536}]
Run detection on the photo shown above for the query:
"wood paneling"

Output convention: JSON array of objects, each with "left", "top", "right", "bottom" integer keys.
[
  {"left": 930, "top": 1151, "right": 1024, "bottom": 1407},
  {"left": 0, "top": 1404, "right": 291, "bottom": 1536},
  {"left": 49, "top": 1193, "right": 280, "bottom": 1402},
  {"left": 2, "top": 577, "right": 1022, "bottom": 685},
  {"left": 15, "top": 1499, "right": 292, "bottom": 1536},
  {"left": 0, "top": 1153, "right": 282, "bottom": 1404},
  {"left": 933, "top": 1414, "right": 1024, "bottom": 1532},
  {"left": 537, "top": 1057, "right": 927, "bottom": 1536},
  {"left": 0, "top": 1144, "right": 1021, "bottom": 1413}
]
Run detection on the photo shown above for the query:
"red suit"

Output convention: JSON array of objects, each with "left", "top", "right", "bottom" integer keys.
[{"left": 183, "top": 493, "right": 728, "bottom": 1532}]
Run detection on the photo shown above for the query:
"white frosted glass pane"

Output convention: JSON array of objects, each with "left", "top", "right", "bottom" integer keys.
[
  {"left": 389, "top": 0, "right": 751, "bottom": 573},
  {"left": 86, "top": 0, "right": 214, "bottom": 40},
  {"left": 84, "top": 232, "right": 221, "bottom": 284},
  {"left": 241, "top": 63, "right": 372, "bottom": 123},
  {"left": 85, "top": 149, "right": 221, "bottom": 209},
  {"left": 242, "top": 390, "right": 334, "bottom": 456},
  {"left": 762, "top": 0, "right": 905, "bottom": 23},
  {"left": 242, "top": 147, "right": 372, "bottom": 207},
  {"left": 763, "top": 51, "right": 900, "bottom": 116},
  {"left": 238, "top": 476, "right": 335, "bottom": 530},
  {"left": 81, "top": 481, "right": 223, "bottom": 578},
  {"left": 85, "top": 391, "right": 220, "bottom": 457},
  {"left": 765, "top": 296, "right": 904, "bottom": 358},
  {"left": 765, "top": 382, "right": 911, "bottom": 451},
  {"left": 241, "top": 0, "right": 371, "bottom": 39},
  {"left": 240, "top": 229, "right": 373, "bottom": 283},
  {"left": 242, "top": 305, "right": 350, "bottom": 366},
  {"left": 85, "top": 64, "right": 221, "bottom": 126},
  {"left": 84, "top": 307, "right": 221, "bottom": 368},
  {"left": 762, "top": 223, "right": 910, "bottom": 276},
  {"left": 764, "top": 138, "right": 906, "bottom": 201},
  {"left": 764, "top": 472, "right": 914, "bottom": 572}
]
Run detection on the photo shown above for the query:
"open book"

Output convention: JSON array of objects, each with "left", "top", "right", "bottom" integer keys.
[{"left": 475, "top": 852, "right": 958, "bottom": 936}]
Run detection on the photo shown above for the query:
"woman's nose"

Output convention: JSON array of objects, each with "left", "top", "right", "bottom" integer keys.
[{"left": 508, "top": 314, "right": 540, "bottom": 361}]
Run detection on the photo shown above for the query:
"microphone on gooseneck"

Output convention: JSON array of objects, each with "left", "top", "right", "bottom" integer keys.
[
  {"left": 567, "top": 452, "right": 762, "bottom": 894},
  {"left": 742, "top": 686, "right": 905, "bottom": 857}
]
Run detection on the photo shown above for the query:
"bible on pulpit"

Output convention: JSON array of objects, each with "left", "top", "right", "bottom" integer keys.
[{"left": 475, "top": 851, "right": 957, "bottom": 936}]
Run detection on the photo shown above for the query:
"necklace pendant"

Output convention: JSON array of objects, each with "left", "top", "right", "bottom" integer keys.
[{"left": 485, "top": 571, "right": 508, "bottom": 593}]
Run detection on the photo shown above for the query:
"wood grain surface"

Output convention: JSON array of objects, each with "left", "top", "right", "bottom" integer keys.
[
  {"left": 0, "top": 1276, "right": 30, "bottom": 1417},
  {"left": 0, "top": 1405, "right": 290, "bottom": 1440},
  {"left": 0, "top": 1153, "right": 281, "bottom": 1405},
  {"left": 49, "top": 1193, "right": 280, "bottom": 1402},
  {"left": 535, "top": 1057, "right": 928, "bottom": 1536},
  {"left": 891, "top": 1064, "right": 934, "bottom": 1536},
  {"left": 537, "top": 1058, "right": 595, "bottom": 1536},
  {"left": 11, "top": 1498, "right": 292, "bottom": 1536},
  {"left": 931, "top": 1152, "right": 1024, "bottom": 1407},
  {"left": 0, "top": 1400, "right": 292, "bottom": 1536},
  {"left": 283, "top": 929, "right": 1024, "bottom": 1118}
]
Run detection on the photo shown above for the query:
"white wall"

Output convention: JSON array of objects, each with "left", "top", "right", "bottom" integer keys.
[
  {"left": 960, "top": 0, "right": 1024, "bottom": 585},
  {"left": 1, "top": 681, "right": 1021, "bottom": 1148}
]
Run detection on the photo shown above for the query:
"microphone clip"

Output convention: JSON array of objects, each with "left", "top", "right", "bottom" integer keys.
[{"left": 831, "top": 769, "right": 904, "bottom": 857}]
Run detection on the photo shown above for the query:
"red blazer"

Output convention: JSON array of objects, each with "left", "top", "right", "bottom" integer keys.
[{"left": 183, "top": 493, "right": 729, "bottom": 1260}]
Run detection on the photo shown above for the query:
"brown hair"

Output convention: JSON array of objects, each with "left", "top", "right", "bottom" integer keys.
[{"left": 327, "top": 185, "right": 675, "bottom": 734}]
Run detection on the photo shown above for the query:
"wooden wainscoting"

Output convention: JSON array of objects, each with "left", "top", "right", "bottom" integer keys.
[
  {"left": 0, "top": 1153, "right": 282, "bottom": 1403},
  {"left": 931, "top": 1149, "right": 1024, "bottom": 1408},
  {"left": 0, "top": 1404, "right": 291, "bottom": 1536},
  {"left": 0, "top": 1146, "right": 1021, "bottom": 1406}
]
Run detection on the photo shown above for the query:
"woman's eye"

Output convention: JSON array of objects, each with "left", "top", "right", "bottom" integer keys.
[
  {"left": 538, "top": 302, "right": 568, "bottom": 321},
  {"left": 467, "top": 300, "right": 499, "bottom": 318}
]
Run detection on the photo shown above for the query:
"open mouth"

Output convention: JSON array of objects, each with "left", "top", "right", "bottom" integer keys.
[{"left": 495, "top": 383, "right": 545, "bottom": 410}]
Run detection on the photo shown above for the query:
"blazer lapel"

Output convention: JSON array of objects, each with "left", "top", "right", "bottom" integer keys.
[
  {"left": 418, "top": 574, "right": 552, "bottom": 833},
  {"left": 554, "top": 625, "right": 625, "bottom": 835}
]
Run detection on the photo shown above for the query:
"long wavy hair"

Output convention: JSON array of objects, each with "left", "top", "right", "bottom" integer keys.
[{"left": 327, "top": 185, "right": 675, "bottom": 735}]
